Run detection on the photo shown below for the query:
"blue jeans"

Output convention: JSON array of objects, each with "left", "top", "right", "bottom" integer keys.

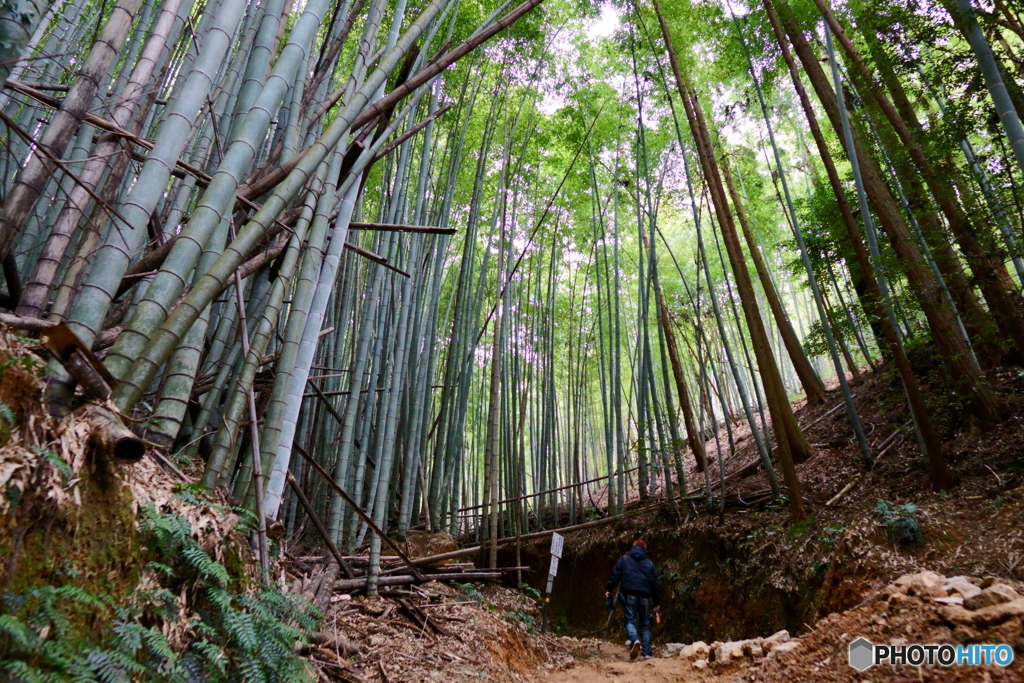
[{"left": 620, "top": 593, "right": 652, "bottom": 657}]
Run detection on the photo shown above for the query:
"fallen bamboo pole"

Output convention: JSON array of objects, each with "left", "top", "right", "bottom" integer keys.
[
  {"left": 456, "top": 466, "right": 641, "bottom": 513},
  {"left": 348, "top": 222, "right": 456, "bottom": 235},
  {"left": 294, "top": 443, "right": 425, "bottom": 582},
  {"left": 333, "top": 572, "right": 502, "bottom": 593},
  {"left": 826, "top": 424, "right": 909, "bottom": 507},
  {"left": 418, "top": 488, "right": 783, "bottom": 567},
  {"left": 287, "top": 473, "right": 356, "bottom": 579},
  {"left": 802, "top": 396, "right": 852, "bottom": 431},
  {"left": 80, "top": 404, "right": 145, "bottom": 462},
  {"left": 410, "top": 509, "right": 657, "bottom": 566}
]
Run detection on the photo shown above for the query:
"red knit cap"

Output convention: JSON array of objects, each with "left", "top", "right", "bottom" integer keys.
[{"left": 633, "top": 539, "right": 647, "bottom": 549}]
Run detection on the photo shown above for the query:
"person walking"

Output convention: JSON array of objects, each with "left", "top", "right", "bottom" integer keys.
[{"left": 605, "top": 536, "right": 661, "bottom": 660}]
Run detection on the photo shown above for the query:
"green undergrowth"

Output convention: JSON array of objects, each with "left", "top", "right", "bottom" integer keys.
[
  {"left": 1, "top": 487, "right": 320, "bottom": 682},
  {"left": 875, "top": 499, "right": 925, "bottom": 545}
]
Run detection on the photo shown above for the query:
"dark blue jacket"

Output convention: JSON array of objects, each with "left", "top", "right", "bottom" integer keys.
[{"left": 606, "top": 545, "right": 661, "bottom": 607}]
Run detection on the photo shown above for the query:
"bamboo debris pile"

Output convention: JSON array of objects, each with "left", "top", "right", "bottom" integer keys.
[
  {"left": 285, "top": 577, "right": 594, "bottom": 683},
  {"left": 282, "top": 550, "right": 521, "bottom": 595}
]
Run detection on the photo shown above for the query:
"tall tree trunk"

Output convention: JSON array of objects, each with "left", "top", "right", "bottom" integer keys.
[
  {"left": 720, "top": 155, "right": 825, "bottom": 405},
  {"left": 656, "top": 2, "right": 807, "bottom": 519},
  {"left": 818, "top": 0, "right": 1024, "bottom": 360},
  {"left": 772, "top": 0, "right": 1002, "bottom": 427}
]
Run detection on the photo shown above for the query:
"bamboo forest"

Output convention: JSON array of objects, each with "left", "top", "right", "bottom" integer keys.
[{"left": 1, "top": 0, "right": 1023, "bottom": 677}]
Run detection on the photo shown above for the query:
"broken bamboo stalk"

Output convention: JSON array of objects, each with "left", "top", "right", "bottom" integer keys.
[
  {"left": 80, "top": 404, "right": 145, "bottom": 463},
  {"left": 456, "top": 466, "right": 641, "bottom": 513},
  {"left": 347, "top": 222, "right": 456, "bottom": 235},
  {"left": 287, "top": 472, "right": 356, "bottom": 579},
  {"left": 294, "top": 443, "right": 425, "bottom": 581},
  {"left": 410, "top": 513, "right": 640, "bottom": 567},
  {"left": 333, "top": 572, "right": 502, "bottom": 593},
  {"left": 343, "top": 242, "right": 410, "bottom": 277}
]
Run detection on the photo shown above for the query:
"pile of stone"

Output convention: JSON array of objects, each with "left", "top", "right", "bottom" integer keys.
[
  {"left": 662, "top": 629, "right": 801, "bottom": 669},
  {"left": 886, "top": 570, "right": 1024, "bottom": 635}
]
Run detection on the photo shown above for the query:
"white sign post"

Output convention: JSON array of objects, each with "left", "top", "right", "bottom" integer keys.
[
  {"left": 542, "top": 533, "right": 565, "bottom": 632},
  {"left": 550, "top": 532, "right": 564, "bottom": 559}
]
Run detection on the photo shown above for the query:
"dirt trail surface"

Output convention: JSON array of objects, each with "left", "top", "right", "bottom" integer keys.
[
  {"left": 299, "top": 360, "right": 1024, "bottom": 682},
  {"left": 300, "top": 566, "right": 1024, "bottom": 682},
  {"left": 535, "top": 656, "right": 702, "bottom": 682}
]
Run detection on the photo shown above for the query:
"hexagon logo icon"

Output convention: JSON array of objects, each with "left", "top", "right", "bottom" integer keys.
[{"left": 848, "top": 637, "right": 875, "bottom": 671}]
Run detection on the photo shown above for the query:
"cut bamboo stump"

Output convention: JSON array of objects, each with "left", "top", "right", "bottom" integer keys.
[{"left": 80, "top": 404, "right": 145, "bottom": 463}]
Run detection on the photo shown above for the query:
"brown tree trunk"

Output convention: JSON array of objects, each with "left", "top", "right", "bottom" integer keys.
[
  {"left": 848, "top": 65, "right": 993, "bottom": 352},
  {"left": 772, "top": 0, "right": 1002, "bottom": 428},
  {"left": 657, "top": 20, "right": 808, "bottom": 519},
  {"left": 720, "top": 154, "right": 827, "bottom": 405},
  {"left": 762, "top": 0, "right": 951, "bottom": 488},
  {"left": 857, "top": 21, "right": 1024, "bottom": 359},
  {"left": 658, "top": 300, "right": 709, "bottom": 473}
]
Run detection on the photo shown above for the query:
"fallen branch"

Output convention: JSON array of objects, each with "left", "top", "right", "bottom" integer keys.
[
  {"left": 287, "top": 473, "right": 356, "bottom": 579},
  {"left": 294, "top": 443, "right": 425, "bottom": 581},
  {"left": 826, "top": 424, "right": 909, "bottom": 506},
  {"left": 333, "top": 572, "right": 501, "bottom": 592},
  {"left": 802, "top": 396, "right": 852, "bottom": 431},
  {"left": 0, "top": 312, "right": 54, "bottom": 331}
]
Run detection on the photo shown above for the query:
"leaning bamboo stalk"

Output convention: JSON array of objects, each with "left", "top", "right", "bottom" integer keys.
[
  {"left": 236, "top": 0, "right": 547, "bottom": 205},
  {"left": 0, "top": 0, "right": 146, "bottom": 263},
  {"left": 263, "top": 178, "right": 359, "bottom": 520},
  {"left": 49, "top": 0, "right": 249, "bottom": 376},
  {"left": 104, "top": 0, "right": 330, "bottom": 380},
  {"left": 949, "top": 0, "right": 1024, "bottom": 176},
  {"left": 111, "top": 0, "right": 453, "bottom": 412},
  {"left": 144, "top": 217, "right": 228, "bottom": 447},
  {"left": 201, "top": 187, "right": 320, "bottom": 487}
]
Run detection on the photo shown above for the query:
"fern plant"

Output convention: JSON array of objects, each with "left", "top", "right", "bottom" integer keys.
[
  {"left": 875, "top": 499, "right": 925, "bottom": 545},
  {"left": 1, "top": 507, "right": 321, "bottom": 682}
]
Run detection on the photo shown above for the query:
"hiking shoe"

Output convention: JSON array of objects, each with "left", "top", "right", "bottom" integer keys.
[{"left": 629, "top": 640, "right": 642, "bottom": 660}]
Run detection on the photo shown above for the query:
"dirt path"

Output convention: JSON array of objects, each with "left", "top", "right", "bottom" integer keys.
[{"left": 533, "top": 654, "right": 702, "bottom": 682}]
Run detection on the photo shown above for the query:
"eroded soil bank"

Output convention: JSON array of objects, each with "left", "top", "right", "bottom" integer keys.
[{"left": 509, "top": 360, "right": 1024, "bottom": 649}]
